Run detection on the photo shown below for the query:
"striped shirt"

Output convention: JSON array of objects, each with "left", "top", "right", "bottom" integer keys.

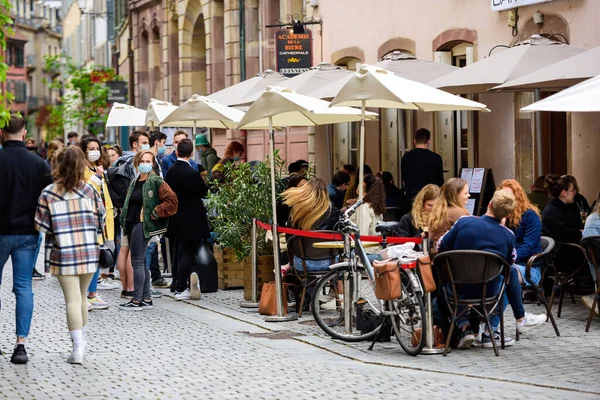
[{"left": 35, "top": 183, "right": 106, "bottom": 276}]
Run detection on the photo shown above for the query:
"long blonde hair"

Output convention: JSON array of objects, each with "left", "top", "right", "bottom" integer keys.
[
  {"left": 499, "top": 179, "right": 540, "bottom": 228},
  {"left": 412, "top": 184, "right": 440, "bottom": 231},
  {"left": 282, "top": 177, "right": 330, "bottom": 231},
  {"left": 428, "top": 178, "right": 469, "bottom": 234}
]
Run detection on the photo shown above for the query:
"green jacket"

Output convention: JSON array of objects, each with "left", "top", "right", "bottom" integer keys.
[
  {"left": 200, "top": 147, "right": 219, "bottom": 180},
  {"left": 120, "top": 171, "right": 178, "bottom": 239}
]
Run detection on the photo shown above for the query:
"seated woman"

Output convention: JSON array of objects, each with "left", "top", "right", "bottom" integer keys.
[
  {"left": 282, "top": 177, "right": 340, "bottom": 272},
  {"left": 396, "top": 184, "right": 439, "bottom": 238},
  {"left": 429, "top": 178, "right": 470, "bottom": 248},
  {"left": 348, "top": 174, "right": 386, "bottom": 261},
  {"left": 499, "top": 179, "right": 543, "bottom": 286},
  {"left": 568, "top": 174, "right": 591, "bottom": 218},
  {"left": 542, "top": 174, "right": 582, "bottom": 244},
  {"left": 211, "top": 141, "right": 244, "bottom": 182}
]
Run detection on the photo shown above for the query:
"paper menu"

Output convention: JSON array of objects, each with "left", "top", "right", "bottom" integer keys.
[
  {"left": 465, "top": 199, "right": 476, "bottom": 215},
  {"left": 470, "top": 168, "right": 485, "bottom": 194},
  {"left": 460, "top": 168, "right": 473, "bottom": 189}
]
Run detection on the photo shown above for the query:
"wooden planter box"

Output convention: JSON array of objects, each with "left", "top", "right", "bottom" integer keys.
[
  {"left": 215, "top": 246, "right": 245, "bottom": 290},
  {"left": 244, "top": 255, "right": 276, "bottom": 301}
]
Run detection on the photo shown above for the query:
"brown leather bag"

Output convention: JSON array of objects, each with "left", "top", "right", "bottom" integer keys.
[
  {"left": 411, "top": 325, "right": 445, "bottom": 348},
  {"left": 373, "top": 260, "right": 401, "bottom": 300},
  {"left": 418, "top": 254, "right": 436, "bottom": 293},
  {"left": 258, "top": 281, "right": 289, "bottom": 316}
]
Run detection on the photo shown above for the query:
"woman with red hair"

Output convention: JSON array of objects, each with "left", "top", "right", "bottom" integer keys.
[{"left": 211, "top": 141, "right": 244, "bottom": 182}]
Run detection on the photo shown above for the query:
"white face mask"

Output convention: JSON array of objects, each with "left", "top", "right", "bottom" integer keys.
[{"left": 88, "top": 150, "right": 101, "bottom": 162}]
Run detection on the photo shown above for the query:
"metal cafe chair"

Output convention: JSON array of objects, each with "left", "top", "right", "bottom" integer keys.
[{"left": 580, "top": 236, "right": 600, "bottom": 332}]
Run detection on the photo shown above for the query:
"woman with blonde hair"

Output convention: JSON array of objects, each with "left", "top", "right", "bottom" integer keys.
[
  {"left": 396, "top": 184, "right": 440, "bottom": 237},
  {"left": 498, "top": 179, "right": 543, "bottom": 285},
  {"left": 35, "top": 147, "right": 106, "bottom": 364},
  {"left": 282, "top": 177, "right": 340, "bottom": 271},
  {"left": 429, "top": 178, "right": 470, "bottom": 245}
]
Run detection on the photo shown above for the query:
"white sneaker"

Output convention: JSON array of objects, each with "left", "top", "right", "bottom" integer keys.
[
  {"left": 174, "top": 289, "right": 191, "bottom": 301},
  {"left": 67, "top": 349, "right": 84, "bottom": 364},
  {"left": 517, "top": 312, "right": 547, "bottom": 334},
  {"left": 190, "top": 272, "right": 201, "bottom": 300},
  {"left": 97, "top": 278, "right": 117, "bottom": 290},
  {"left": 88, "top": 295, "right": 109, "bottom": 310}
]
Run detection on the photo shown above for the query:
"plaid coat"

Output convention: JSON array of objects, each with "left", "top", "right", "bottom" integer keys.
[{"left": 35, "top": 182, "right": 106, "bottom": 276}]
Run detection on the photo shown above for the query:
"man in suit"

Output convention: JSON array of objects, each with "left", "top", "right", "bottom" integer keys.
[{"left": 164, "top": 139, "right": 211, "bottom": 300}]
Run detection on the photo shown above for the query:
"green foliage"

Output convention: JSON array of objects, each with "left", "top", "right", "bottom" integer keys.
[
  {"left": 0, "top": 0, "right": 14, "bottom": 128},
  {"left": 42, "top": 55, "right": 123, "bottom": 140},
  {"left": 204, "top": 151, "right": 287, "bottom": 261}
]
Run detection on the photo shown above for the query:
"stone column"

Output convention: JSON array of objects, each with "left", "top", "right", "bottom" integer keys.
[{"left": 224, "top": 0, "right": 240, "bottom": 86}]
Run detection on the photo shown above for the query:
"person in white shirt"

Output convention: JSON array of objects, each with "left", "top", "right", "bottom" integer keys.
[{"left": 348, "top": 174, "right": 386, "bottom": 261}]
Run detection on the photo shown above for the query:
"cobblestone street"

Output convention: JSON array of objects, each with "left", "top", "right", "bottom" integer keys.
[{"left": 1, "top": 255, "right": 599, "bottom": 399}]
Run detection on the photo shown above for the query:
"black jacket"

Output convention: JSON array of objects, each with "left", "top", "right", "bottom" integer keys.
[
  {"left": 165, "top": 160, "right": 211, "bottom": 243},
  {"left": 395, "top": 213, "right": 421, "bottom": 238},
  {"left": 0, "top": 141, "right": 52, "bottom": 235},
  {"left": 542, "top": 198, "right": 582, "bottom": 244}
]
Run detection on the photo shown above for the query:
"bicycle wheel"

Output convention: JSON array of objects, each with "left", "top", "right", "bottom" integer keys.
[
  {"left": 311, "top": 264, "right": 384, "bottom": 342},
  {"left": 390, "top": 269, "right": 426, "bottom": 356}
]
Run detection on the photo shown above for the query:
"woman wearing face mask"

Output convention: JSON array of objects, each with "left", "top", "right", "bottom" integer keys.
[
  {"left": 119, "top": 150, "right": 178, "bottom": 310},
  {"left": 79, "top": 136, "right": 116, "bottom": 309},
  {"left": 211, "top": 141, "right": 244, "bottom": 182}
]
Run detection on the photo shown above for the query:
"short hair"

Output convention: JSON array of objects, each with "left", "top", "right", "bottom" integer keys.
[
  {"left": 67, "top": 131, "right": 79, "bottom": 139},
  {"left": 2, "top": 113, "right": 26, "bottom": 135},
  {"left": 25, "top": 137, "right": 35, "bottom": 145},
  {"left": 381, "top": 171, "right": 394, "bottom": 185},
  {"left": 149, "top": 131, "right": 167, "bottom": 147},
  {"left": 173, "top": 130, "right": 189, "bottom": 141},
  {"left": 343, "top": 164, "right": 356, "bottom": 174},
  {"left": 332, "top": 171, "right": 351, "bottom": 187},
  {"left": 414, "top": 128, "right": 431, "bottom": 144},
  {"left": 489, "top": 190, "right": 516, "bottom": 220},
  {"left": 133, "top": 150, "right": 157, "bottom": 169},
  {"left": 288, "top": 161, "right": 308, "bottom": 174},
  {"left": 533, "top": 175, "right": 546, "bottom": 190},
  {"left": 129, "top": 130, "right": 149, "bottom": 150},
  {"left": 177, "top": 139, "right": 193, "bottom": 158},
  {"left": 79, "top": 135, "right": 100, "bottom": 153}
]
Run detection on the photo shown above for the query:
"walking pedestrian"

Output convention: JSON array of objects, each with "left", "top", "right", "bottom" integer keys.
[
  {"left": 119, "top": 150, "right": 178, "bottom": 310},
  {"left": 0, "top": 113, "right": 53, "bottom": 364},
  {"left": 195, "top": 133, "right": 219, "bottom": 179},
  {"left": 34, "top": 146, "right": 105, "bottom": 364}
]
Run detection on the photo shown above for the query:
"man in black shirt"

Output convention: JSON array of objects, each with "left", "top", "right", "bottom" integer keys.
[
  {"left": 401, "top": 128, "right": 444, "bottom": 204},
  {"left": 0, "top": 113, "right": 52, "bottom": 364}
]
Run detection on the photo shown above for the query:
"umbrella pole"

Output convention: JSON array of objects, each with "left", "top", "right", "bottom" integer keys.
[
  {"left": 265, "top": 116, "right": 297, "bottom": 322},
  {"left": 534, "top": 89, "right": 543, "bottom": 177},
  {"left": 358, "top": 100, "right": 366, "bottom": 200}
]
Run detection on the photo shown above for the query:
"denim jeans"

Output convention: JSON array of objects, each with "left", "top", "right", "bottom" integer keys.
[
  {"left": 31, "top": 234, "right": 43, "bottom": 272},
  {"left": 88, "top": 268, "right": 100, "bottom": 293},
  {"left": 129, "top": 224, "right": 151, "bottom": 302},
  {"left": 0, "top": 235, "right": 38, "bottom": 338},
  {"left": 145, "top": 241, "right": 161, "bottom": 281}
]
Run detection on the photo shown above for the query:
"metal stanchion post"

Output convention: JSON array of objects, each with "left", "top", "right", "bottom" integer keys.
[
  {"left": 240, "top": 218, "right": 260, "bottom": 308},
  {"left": 420, "top": 234, "right": 445, "bottom": 355}
]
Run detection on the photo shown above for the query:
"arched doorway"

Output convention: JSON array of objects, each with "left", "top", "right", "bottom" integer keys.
[{"left": 191, "top": 15, "right": 207, "bottom": 96}]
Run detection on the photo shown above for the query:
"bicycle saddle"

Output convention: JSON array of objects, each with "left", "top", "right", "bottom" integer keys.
[{"left": 375, "top": 221, "right": 401, "bottom": 234}]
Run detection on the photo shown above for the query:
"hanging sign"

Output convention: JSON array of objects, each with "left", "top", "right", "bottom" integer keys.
[
  {"left": 491, "top": 0, "right": 556, "bottom": 11},
  {"left": 106, "top": 81, "right": 128, "bottom": 103},
  {"left": 275, "top": 29, "right": 313, "bottom": 77}
]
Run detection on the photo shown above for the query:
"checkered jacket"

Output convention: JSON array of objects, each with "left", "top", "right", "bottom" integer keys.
[{"left": 35, "top": 183, "right": 106, "bottom": 276}]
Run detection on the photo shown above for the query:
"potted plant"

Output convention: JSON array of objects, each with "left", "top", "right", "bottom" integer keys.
[{"left": 204, "top": 152, "right": 286, "bottom": 299}]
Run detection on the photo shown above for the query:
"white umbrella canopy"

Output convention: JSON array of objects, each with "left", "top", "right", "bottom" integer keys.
[
  {"left": 428, "top": 35, "right": 585, "bottom": 94},
  {"left": 330, "top": 64, "right": 489, "bottom": 200},
  {"left": 521, "top": 74, "right": 600, "bottom": 112},
  {"left": 145, "top": 99, "right": 179, "bottom": 127},
  {"left": 106, "top": 103, "right": 147, "bottom": 127},
  {"left": 374, "top": 51, "right": 459, "bottom": 83},
  {"left": 160, "top": 94, "right": 245, "bottom": 129},
  {"left": 236, "top": 85, "right": 378, "bottom": 320},
  {"left": 492, "top": 45, "right": 600, "bottom": 91},
  {"left": 207, "top": 69, "right": 288, "bottom": 106}
]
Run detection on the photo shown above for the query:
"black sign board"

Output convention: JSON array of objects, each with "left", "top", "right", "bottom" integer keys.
[
  {"left": 275, "top": 29, "right": 312, "bottom": 77},
  {"left": 106, "top": 81, "right": 128, "bottom": 103}
]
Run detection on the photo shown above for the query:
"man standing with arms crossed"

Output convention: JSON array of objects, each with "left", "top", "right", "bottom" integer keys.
[{"left": 0, "top": 113, "right": 52, "bottom": 363}]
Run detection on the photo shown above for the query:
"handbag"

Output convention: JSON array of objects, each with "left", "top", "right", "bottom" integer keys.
[
  {"left": 373, "top": 260, "right": 401, "bottom": 300},
  {"left": 417, "top": 254, "right": 436, "bottom": 293},
  {"left": 96, "top": 189, "right": 115, "bottom": 270},
  {"left": 258, "top": 281, "right": 289, "bottom": 316}
]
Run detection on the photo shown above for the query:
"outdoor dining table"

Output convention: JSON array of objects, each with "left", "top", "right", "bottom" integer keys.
[{"left": 312, "top": 241, "right": 380, "bottom": 249}]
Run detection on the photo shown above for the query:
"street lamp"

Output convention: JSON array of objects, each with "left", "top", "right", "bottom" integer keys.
[{"left": 77, "top": 0, "right": 106, "bottom": 16}]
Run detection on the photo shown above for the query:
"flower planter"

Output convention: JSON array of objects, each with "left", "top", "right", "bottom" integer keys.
[
  {"left": 244, "top": 255, "right": 275, "bottom": 301},
  {"left": 215, "top": 246, "right": 245, "bottom": 290}
]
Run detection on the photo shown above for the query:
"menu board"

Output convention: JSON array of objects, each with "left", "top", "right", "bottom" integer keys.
[
  {"left": 470, "top": 168, "right": 485, "bottom": 194},
  {"left": 460, "top": 168, "right": 473, "bottom": 188},
  {"left": 466, "top": 199, "right": 476, "bottom": 215},
  {"left": 459, "top": 168, "right": 496, "bottom": 216}
]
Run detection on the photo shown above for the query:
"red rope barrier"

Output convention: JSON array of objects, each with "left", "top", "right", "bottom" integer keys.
[{"left": 255, "top": 220, "right": 422, "bottom": 245}]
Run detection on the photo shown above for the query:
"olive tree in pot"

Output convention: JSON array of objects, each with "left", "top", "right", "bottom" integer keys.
[{"left": 204, "top": 153, "right": 286, "bottom": 299}]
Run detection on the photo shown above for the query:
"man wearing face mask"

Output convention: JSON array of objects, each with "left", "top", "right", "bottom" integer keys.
[
  {"left": 149, "top": 131, "right": 168, "bottom": 177},
  {"left": 161, "top": 130, "right": 200, "bottom": 173},
  {"left": 0, "top": 113, "right": 53, "bottom": 364}
]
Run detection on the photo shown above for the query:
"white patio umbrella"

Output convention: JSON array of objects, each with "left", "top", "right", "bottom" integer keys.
[
  {"left": 330, "top": 64, "right": 490, "bottom": 199},
  {"left": 236, "top": 86, "right": 378, "bottom": 321},
  {"left": 208, "top": 70, "right": 288, "bottom": 106},
  {"left": 145, "top": 99, "right": 179, "bottom": 128},
  {"left": 106, "top": 102, "right": 147, "bottom": 127},
  {"left": 521, "top": 74, "right": 600, "bottom": 113}
]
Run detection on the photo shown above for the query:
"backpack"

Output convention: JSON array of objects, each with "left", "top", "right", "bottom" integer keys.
[{"left": 106, "top": 155, "right": 135, "bottom": 209}]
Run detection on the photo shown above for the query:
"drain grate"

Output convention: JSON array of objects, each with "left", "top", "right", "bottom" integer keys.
[{"left": 239, "top": 330, "right": 305, "bottom": 340}]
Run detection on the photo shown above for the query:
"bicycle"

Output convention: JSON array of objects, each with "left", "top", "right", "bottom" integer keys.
[{"left": 310, "top": 200, "right": 427, "bottom": 356}]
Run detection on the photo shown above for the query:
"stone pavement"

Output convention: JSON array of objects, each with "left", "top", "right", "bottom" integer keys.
[{"left": 0, "top": 258, "right": 598, "bottom": 399}]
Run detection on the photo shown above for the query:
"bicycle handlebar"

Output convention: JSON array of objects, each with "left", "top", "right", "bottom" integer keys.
[{"left": 344, "top": 199, "right": 363, "bottom": 219}]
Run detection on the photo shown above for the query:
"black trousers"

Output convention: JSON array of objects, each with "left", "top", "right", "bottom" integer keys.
[{"left": 176, "top": 241, "right": 201, "bottom": 293}]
